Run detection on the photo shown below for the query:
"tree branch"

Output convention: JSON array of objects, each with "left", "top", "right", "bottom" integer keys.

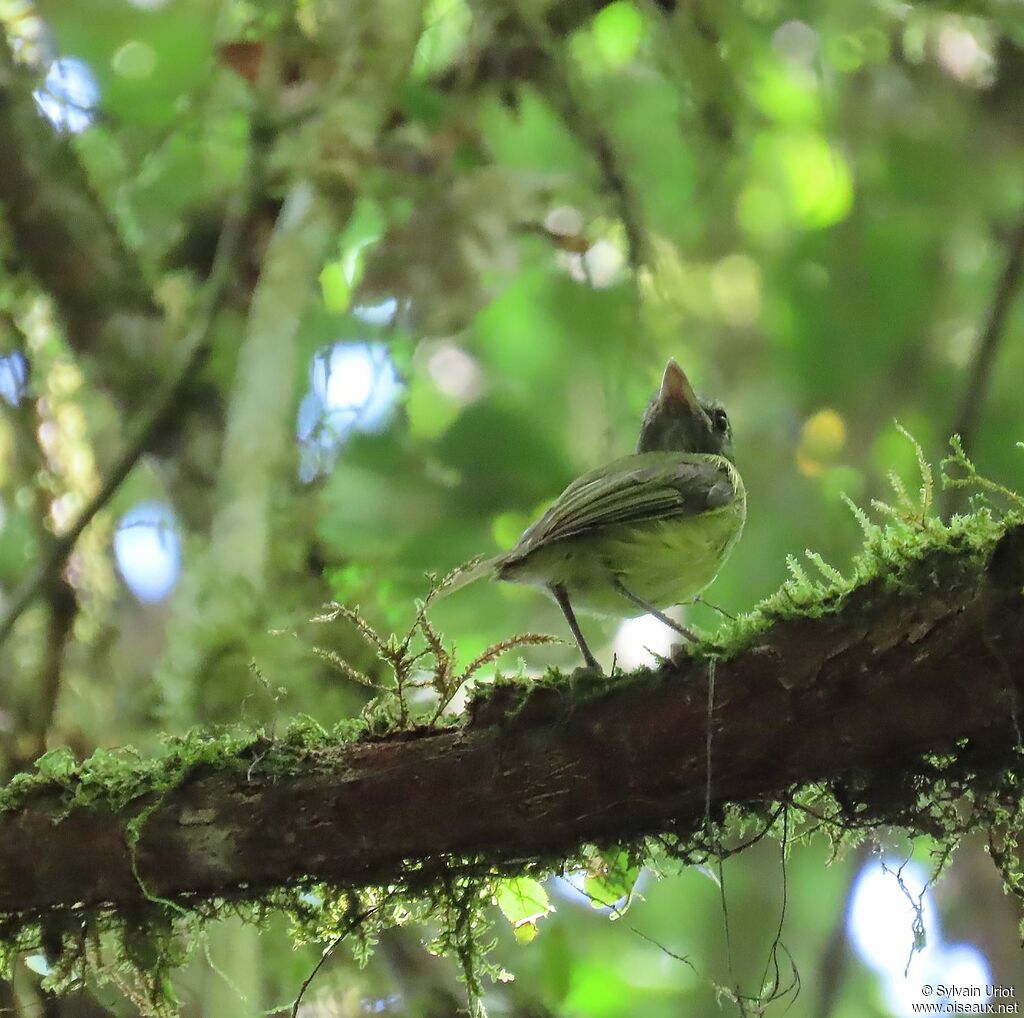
[
  {"left": 540, "top": 53, "right": 647, "bottom": 271},
  {"left": 153, "top": 181, "right": 344, "bottom": 726},
  {"left": 433, "top": 0, "right": 675, "bottom": 93},
  {"left": 2, "top": 320, "right": 78, "bottom": 767},
  {"left": 946, "top": 211, "right": 1024, "bottom": 513},
  {"left": 0, "top": 151, "right": 256, "bottom": 649},
  {"left": 0, "top": 34, "right": 161, "bottom": 402},
  {"left": 0, "top": 524, "right": 1021, "bottom": 919}
]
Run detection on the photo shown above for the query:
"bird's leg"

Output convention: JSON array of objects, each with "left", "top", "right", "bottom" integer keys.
[
  {"left": 613, "top": 578, "right": 699, "bottom": 642},
  {"left": 692, "top": 594, "right": 737, "bottom": 621},
  {"left": 550, "top": 583, "right": 601, "bottom": 671}
]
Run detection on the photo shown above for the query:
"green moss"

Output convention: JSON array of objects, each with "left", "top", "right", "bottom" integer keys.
[
  {"left": 1, "top": 434, "right": 1022, "bottom": 1013},
  {"left": 704, "top": 430, "right": 1019, "bottom": 662},
  {"left": 0, "top": 716, "right": 370, "bottom": 821}
]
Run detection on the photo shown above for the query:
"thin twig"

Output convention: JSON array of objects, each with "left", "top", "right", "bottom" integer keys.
[
  {"left": 945, "top": 212, "right": 1024, "bottom": 514},
  {"left": 545, "top": 69, "right": 646, "bottom": 272},
  {"left": 287, "top": 903, "right": 376, "bottom": 1017},
  {"left": 704, "top": 656, "right": 741, "bottom": 1012},
  {"left": 627, "top": 924, "right": 700, "bottom": 975},
  {"left": 1, "top": 323, "right": 80, "bottom": 764},
  {"left": 509, "top": 3, "right": 646, "bottom": 272},
  {"left": 289, "top": 935, "right": 343, "bottom": 1018},
  {"left": 288, "top": 901, "right": 376, "bottom": 1015},
  {"left": 758, "top": 808, "right": 799, "bottom": 1010},
  {"left": 0, "top": 148, "right": 257, "bottom": 648},
  {"left": 31, "top": 576, "right": 76, "bottom": 758}
]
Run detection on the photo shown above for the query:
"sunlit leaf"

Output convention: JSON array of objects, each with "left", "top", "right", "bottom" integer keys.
[
  {"left": 413, "top": 0, "right": 471, "bottom": 76},
  {"left": 592, "top": 2, "right": 645, "bottom": 67},
  {"left": 751, "top": 129, "right": 854, "bottom": 230},
  {"left": 495, "top": 877, "right": 554, "bottom": 941},
  {"left": 584, "top": 851, "right": 640, "bottom": 912},
  {"left": 320, "top": 261, "right": 351, "bottom": 314},
  {"left": 35, "top": 747, "right": 77, "bottom": 781},
  {"left": 406, "top": 374, "right": 460, "bottom": 441}
]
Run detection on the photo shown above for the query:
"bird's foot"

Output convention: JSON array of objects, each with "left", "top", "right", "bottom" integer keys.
[{"left": 670, "top": 641, "right": 691, "bottom": 665}]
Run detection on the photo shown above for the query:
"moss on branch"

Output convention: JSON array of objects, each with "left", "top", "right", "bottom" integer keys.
[{"left": 0, "top": 436, "right": 1022, "bottom": 1012}]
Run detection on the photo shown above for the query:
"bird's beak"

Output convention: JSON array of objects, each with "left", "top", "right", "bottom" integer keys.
[{"left": 658, "top": 359, "right": 702, "bottom": 415}]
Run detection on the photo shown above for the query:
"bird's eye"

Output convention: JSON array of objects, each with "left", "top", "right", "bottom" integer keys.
[{"left": 713, "top": 408, "right": 729, "bottom": 431}]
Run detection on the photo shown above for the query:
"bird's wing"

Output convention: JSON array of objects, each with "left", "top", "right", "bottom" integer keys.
[{"left": 513, "top": 453, "right": 738, "bottom": 553}]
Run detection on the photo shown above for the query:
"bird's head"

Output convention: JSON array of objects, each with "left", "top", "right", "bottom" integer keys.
[{"left": 636, "top": 359, "right": 734, "bottom": 462}]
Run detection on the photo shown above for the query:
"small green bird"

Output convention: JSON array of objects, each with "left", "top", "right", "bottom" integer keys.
[{"left": 448, "top": 359, "right": 746, "bottom": 670}]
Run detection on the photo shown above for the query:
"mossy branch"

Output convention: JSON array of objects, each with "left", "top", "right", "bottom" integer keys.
[
  {"left": 0, "top": 516, "right": 1021, "bottom": 921},
  {"left": 0, "top": 434, "right": 1022, "bottom": 1008}
]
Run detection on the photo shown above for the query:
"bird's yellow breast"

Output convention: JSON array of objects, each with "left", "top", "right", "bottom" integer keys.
[{"left": 502, "top": 463, "right": 746, "bottom": 617}]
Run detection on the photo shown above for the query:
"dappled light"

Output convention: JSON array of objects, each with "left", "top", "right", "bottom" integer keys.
[
  {"left": 0, "top": 353, "right": 27, "bottom": 407},
  {"left": 424, "top": 341, "right": 484, "bottom": 404},
  {"left": 352, "top": 299, "right": 400, "bottom": 328},
  {"left": 113, "top": 502, "right": 181, "bottom": 603},
  {"left": 33, "top": 56, "right": 97, "bottom": 133},
  {"left": 935, "top": 18, "right": 995, "bottom": 87},
  {"left": 559, "top": 238, "right": 626, "bottom": 288},
  {"left": 612, "top": 611, "right": 676, "bottom": 670},
  {"left": 0, "top": 0, "right": 1022, "bottom": 1014},
  {"left": 111, "top": 40, "right": 158, "bottom": 81},
  {"left": 297, "top": 341, "right": 403, "bottom": 480},
  {"left": 850, "top": 858, "right": 992, "bottom": 1012},
  {"left": 772, "top": 21, "right": 819, "bottom": 65}
]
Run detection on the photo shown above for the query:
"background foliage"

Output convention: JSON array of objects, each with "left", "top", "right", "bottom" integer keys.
[{"left": 1, "top": 0, "right": 1023, "bottom": 1014}]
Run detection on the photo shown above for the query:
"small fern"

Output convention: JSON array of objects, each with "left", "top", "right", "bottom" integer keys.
[
  {"left": 804, "top": 550, "right": 846, "bottom": 587},
  {"left": 718, "top": 426, "right": 1020, "bottom": 656},
  {"left": 941, "top": 434, "right": 1024, "bottom": 512},
  {"left": 311, "top": 576, "right": 560, "bottom": 730}
]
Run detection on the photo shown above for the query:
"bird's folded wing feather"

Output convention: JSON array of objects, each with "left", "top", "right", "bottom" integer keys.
[{"left": 513, "top": 454, "right": 737, "bottom": 553}]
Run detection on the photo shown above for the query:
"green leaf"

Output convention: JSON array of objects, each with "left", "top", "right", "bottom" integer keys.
[
  {"left": 111, "top": 39, "right": 157, "bottom": 80},
  {"left": 592, "top": 2, "right": 645, "bottom": 67},
  {"left": 824, "top": 33, "right": 865, "bottom": 73},
  {"left": 480, "top": 90, "right": 587, "bottom": 175},
  {"left": 35, "top": 747, "right": 77, "bottom": 781},
  {"left": 495, "top": 877, "right": 554, "bottom": 941},
  {"left": 406, "top": 375, "right": 461, "bottom": 442},
  {"left": 319, "top": 261, "right": 351, "bottom": 314},
  {"left": 748, "top": 58, "right": 822, "bottom": 127},
  {"left": 747, "top": 129, "right": 854, "bottom": 232},
  {"left": 413, "top": 0, "right": 472, "bottom": 76},
  {"left": 513, "top": 923, "right": 539, "bottom": 944},
  {"left": 584, "top": 851, "right": 640, "bottom": 912}
]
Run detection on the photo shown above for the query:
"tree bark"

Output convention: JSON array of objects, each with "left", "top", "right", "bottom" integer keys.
[{"left": 0, "top": 525, "right": 1022, "bottom": 917}]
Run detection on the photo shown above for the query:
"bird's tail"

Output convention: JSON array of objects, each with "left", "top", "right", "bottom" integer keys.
[{"left": 434, "top": 553, "right": 504, "bottom": 600}]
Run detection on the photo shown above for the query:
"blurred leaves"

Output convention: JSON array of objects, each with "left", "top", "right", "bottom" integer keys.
[
  {"left": 3, "top": 0, "right": 1024, "bottom": 1012},
  {"left": 42, "top": 2, "right": 214, "bottom": 126},
  {"left": 584, "top": 2, "right": 646, "bottom": 70}
]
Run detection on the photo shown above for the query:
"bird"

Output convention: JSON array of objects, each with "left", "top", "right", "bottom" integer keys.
[{"left": 444, "top": 359, "right": 746, "bottom": 670}]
